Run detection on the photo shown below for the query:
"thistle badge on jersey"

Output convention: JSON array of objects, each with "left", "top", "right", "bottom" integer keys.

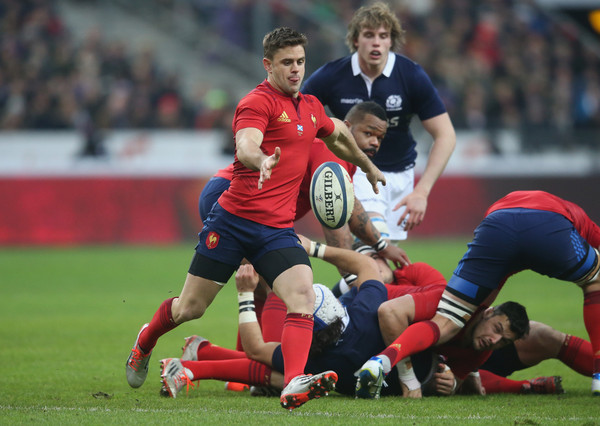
[{"left": 206, "top": 232, "right": 220, "bottom": 249}]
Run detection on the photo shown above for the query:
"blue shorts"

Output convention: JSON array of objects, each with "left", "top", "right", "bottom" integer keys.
[
  {"left": 447, "top": 208, "right": 597, "bottom": 305},
  {"left": 199, "top": 176, "right": 231, "bottom": 221},
  {"left": 193, "top": 203, "right": 309, "bottom": 285}
]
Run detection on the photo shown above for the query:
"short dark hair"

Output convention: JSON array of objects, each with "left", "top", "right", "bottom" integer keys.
[
  {"left": 345, "top": 101, "right": 388, "bottom": 124},
  {"left": 493, "top": 301, "right": 530, "bottom": 339},
  {"left": 263, "top": 27, "right": 307, "bottom": 60},
  {"left": 309, "top": 317, "right": 344, "bottom": 357}
]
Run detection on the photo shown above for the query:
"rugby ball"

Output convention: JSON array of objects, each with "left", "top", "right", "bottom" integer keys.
[{"left": 309, "top": 161, "right": 354, "bottom": 229}]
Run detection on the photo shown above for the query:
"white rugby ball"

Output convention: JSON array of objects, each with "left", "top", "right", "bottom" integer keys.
[{"left": 309, "top": 161, "right": 354, "bottom": 229}]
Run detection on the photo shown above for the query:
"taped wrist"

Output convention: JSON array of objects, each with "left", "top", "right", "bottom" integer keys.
[
  {"left": 396, "top": 358, "right": 421, "bottom": 391},
  {"left": 373, "top": 237, "right": 389, "bottom": 252},
  {"left": 342, "top": 272, "right": 358, "bottom": 288},
  {"left": 443, "top": 364, "right": 458, "bottom": 393},
  {"left": 238, "top": 292, "right": 257, "bottom": 324},
  {"left": 309, "top": 241, "right": 326, "bottom": 259}
]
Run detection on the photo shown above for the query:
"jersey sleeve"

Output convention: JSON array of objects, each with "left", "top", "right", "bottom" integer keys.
[
  {"left": 233, "top": 93, "right": 272, "bottom": 135},
  {"left": 350, "top": 280, "right": 388, "bottom": 310},
  {"left": 408, "top": 63, "right": 447, "bottom": 121},
  {"left": 392, "top": 262, "right": 447, "bottom": 287}
]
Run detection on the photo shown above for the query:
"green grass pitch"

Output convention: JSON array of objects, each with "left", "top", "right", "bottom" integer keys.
[{"left": 1, "top": 239, "right": 599, "bottom": 424}]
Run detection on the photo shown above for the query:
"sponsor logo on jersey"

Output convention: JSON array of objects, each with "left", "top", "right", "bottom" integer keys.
[
  {"left": 340, "top": 98, "right": 364, "bottom": 105},
  {"left": 206, "top": 231, "right": 220, "bottom": 249},
  {"left": 386, "top": 95, "right": 403, "bottom": 111},
  {"left": 297, "top": 124, "right": 303, "bottom": 136},
  {"left": 277, "top": 111, "right": 291, "bottom": 122},
  {"left": 311, "top": 114, "right": 317, "bottom": 128}
]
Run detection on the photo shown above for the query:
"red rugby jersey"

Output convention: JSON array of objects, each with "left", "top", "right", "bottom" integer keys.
[{"left": 218, "top": 80, "right": 335, "bottom": 228}]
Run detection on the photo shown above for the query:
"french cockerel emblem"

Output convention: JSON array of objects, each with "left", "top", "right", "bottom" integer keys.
[{"left": 206, "top": 231, "right": 220, "bottom": 249}]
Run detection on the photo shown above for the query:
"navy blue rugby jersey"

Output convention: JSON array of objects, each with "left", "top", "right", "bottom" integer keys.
[
  {"left": 302, "top": 52, "right": 446, "bottom": 172},
  {"left": 272, "top": 279, "right": 388, "bottom": 395}
]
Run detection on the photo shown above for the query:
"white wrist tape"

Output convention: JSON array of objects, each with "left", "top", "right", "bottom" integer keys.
[
  {"left": 373, "top": 237, "right": 389, "bottom": 252},
  {"left": 238, "top": 292, "right": 257, "bottom": 324},
  {"left": 309, "top": 241, "right": 326, "bottom": 259},
  {"left": 396, "top": 358, "right": 421, "bottom": 391},
  {"left": 443, "top": 365, "right": 457, "bottom": 393},
  {"left": 342, "top": 273, "right": 358, "bottom": 288}
]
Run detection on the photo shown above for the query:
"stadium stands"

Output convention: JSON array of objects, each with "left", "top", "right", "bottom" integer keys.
[{"left": 0, "top": 0, "right": 598, "bottom": 153}]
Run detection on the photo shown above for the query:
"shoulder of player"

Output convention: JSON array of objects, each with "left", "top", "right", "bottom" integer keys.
[
  {"left": 387, "top": 54, "right": 432, "bottom": 87},
  {"left": 392, "top": 53, "right": 423, "bottom": 69},
  {"left": 355, "top": 279, "right": 387, "bottom": 298}
]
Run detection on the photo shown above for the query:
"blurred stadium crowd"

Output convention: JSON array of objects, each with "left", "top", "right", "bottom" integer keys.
[{"left": 0, "top": 0, "right": 598, "bottom": 152}]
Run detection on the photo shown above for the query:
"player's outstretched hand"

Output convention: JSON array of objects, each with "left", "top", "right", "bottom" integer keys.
[
  {"left": 393, "top": 189, "right": 427, "bottom": 231},
  {"left": 365, "top": 166, "right": 386, "bottom": 194},
  {"left": 235, "top": 264, "right": 260, "bottom": 292},
  {"left": 258, "top": 147, "right": 281, "bottom": 190},
  {"left": 379, "top": 244, "right": 411, "bottom": 268}
]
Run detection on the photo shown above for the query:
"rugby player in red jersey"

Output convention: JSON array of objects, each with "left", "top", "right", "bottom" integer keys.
[{"left": 125, "top": 27, "right": 385, "bottom": 411}]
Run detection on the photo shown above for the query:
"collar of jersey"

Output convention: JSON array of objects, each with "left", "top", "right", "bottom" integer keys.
[
  {"left": 351, "top": 52, "right": 395, "bottom": 78},
  {"left": 262, "top": 79, "right": 304, "bottom": 101}
]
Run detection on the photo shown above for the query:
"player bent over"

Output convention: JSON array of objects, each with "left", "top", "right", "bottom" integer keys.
[{"left": 356, "top": 190, "right": 600, "bottom": 397}]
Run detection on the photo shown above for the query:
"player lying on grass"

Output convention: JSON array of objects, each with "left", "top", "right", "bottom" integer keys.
[
  {"left": 159, "top": 236, "right": 537, "bottom": 399},
  {"left": 159, "top": 233, "right": 388, "bottom": 398},
  {"left": 355, "top": 190, "right": 600, "bottom": 396},
  {"left": 471, "top": 321, "right": 593, "bottom": 395},
  {"left": 341, "top": 245, "right": 589, "bottom": 397}
]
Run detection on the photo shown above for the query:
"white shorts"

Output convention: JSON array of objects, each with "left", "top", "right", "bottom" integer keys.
[{"left": 352, "top": 168, "right": 414, "bottom": 241}]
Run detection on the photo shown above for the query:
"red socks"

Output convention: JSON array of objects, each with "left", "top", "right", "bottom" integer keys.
[
  {"left": 583, "top": 290, "right": 600, "bottom": 374},
  {"left": 261, "top": 292, "right": 288, "bottom": 343},
  {"left": 557, "top": 334, "right": 593, "bottom": 376},
  {"left": 380, "top": 320, "right": 440, "bottom": 368},
  {"left": 281, "top": 313, "right": 313, "bottom": 385},
  {"left": 182, "top": 358, "right": 272, "bottom": 386},
  {"left": 479, "top": 370, "right": 525, "bottom": 394},
  {"left": 196, "top": 342, "right": 247, "bottom": 361},
  {"left": 138, "top": 297, "right": 177, "bottom": 353}
]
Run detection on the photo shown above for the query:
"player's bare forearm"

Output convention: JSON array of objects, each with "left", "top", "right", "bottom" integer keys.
[
  {"left": 417, "top": 113, "right": 456, "bottom": 197},
  {"left": 322, "top": 225, "right": 354, "bottom": 250},
  {"left": 322, "top": 118, "right": 373, "bottom": 171},
  {"left": 303, "top": 235, "right": 380, "bottom": 284},
  {"left": 235, "top": 128, "right": 267, "bottom": 171},
  {"left": 348, "top": 198, "right": 379, "bottom": 246}
]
